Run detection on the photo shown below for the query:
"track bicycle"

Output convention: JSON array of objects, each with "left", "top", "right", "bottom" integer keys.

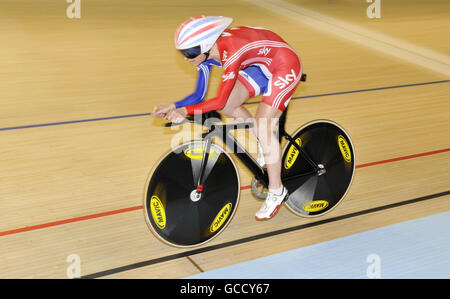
[{"left": 144, "top": 105, "right": 355, "bottom": 247}]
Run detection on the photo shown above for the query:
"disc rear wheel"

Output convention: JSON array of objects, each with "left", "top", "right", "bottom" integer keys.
[{"left": 281, "top": 120, "right": 355, "bottom": 217}]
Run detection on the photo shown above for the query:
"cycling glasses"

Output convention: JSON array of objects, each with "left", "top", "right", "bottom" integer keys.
[{"left": 179, "top": 46, "right": 202, "bottom": 59}]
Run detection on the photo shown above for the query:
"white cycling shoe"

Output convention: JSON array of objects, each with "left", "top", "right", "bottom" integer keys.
[{"left": 255, "top": 186, "right": 288, "bottom": 221}]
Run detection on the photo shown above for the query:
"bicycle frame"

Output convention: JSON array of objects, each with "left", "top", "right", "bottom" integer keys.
[{"left": 195, "top": 107, "right": 322, "bottom": 193}]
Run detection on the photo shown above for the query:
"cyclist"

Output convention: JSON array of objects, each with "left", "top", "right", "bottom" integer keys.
[{"left": 153, "top": 16, "right": 303, "bottom": 221}]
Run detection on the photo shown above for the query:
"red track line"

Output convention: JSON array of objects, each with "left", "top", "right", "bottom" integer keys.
[
  {"left": 0, "top": 206, "right": 143, "bottom": 237},
  {"left": 1, "top": 147, "right": 449, "bottom": 237},
  {"left": 356, "top": 148, "right": 450, "bottom": 168}
]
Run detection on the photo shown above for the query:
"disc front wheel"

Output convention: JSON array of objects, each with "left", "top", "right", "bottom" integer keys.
[{"left": 144, "top": 141, "right": 240, "bottom": 247}]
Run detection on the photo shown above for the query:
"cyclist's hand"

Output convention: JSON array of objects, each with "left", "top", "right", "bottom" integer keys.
[
  {"left": 165, "top": 107, "right": 188, "bottom": 123},
  {"left": 152, "top": 104, "right": 175, "bottom": 118}
]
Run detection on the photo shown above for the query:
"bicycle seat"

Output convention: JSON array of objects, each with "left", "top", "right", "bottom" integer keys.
[{"left": 301, "top": 73, "right": 307, "bottom": 82}]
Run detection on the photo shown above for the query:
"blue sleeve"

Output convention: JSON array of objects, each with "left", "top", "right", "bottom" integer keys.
[{"left": 174, "top": 60, "right": 221, "bottom": 109}]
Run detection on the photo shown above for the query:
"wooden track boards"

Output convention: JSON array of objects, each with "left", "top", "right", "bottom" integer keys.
[{"left": 0, "top": 0, "right": 448, "bottom": 278}]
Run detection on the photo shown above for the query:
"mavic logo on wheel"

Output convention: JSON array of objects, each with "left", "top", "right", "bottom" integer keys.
[
  {"left": 210, "top": 203, "right": 232, "bottom": 233},
  {"left": 150, "top": 195, "right": 166, "bottom": 229},
  {"left": 274, "top": 69, "right": 297, "bottom": 90},
  {"left": 302, "top": 200, "right": 329, "bottom": 212},
  {"left": 184, "top": 147, "right": 217, "bottom": 160},
  {"left": 285, "top": 137, "right": 302, "bottom": 170},
  {"left": 337, "top": 135, "right": 352, "bottom": 163}
]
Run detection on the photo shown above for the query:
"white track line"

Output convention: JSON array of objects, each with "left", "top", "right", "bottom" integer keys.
[{"left": 241, "top": 0, "right": 450, "bottom": 77}]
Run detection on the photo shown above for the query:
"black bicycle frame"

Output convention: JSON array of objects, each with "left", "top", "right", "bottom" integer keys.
[{"left": 195, "top": 107, "right": 320, "bottom": 192}]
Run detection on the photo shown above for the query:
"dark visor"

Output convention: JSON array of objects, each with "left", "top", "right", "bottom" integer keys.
[{"left": 179, "top": 46, "right": 202, "bottom": 59}]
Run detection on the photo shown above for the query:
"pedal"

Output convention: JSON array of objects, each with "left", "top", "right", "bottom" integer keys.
[{"left": 317, "top": 164, "right": 326, "bottom": 176}]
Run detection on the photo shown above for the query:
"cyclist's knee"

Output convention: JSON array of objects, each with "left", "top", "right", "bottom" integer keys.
[
  {"left": 255, "top": 118, "right": 274, "bottom": 141},
  {"left": 219, "top": 104, "right": 234, "bottom": 117},
  {"left": 222, "top": 81, "right": 249, "bottom": 116}
]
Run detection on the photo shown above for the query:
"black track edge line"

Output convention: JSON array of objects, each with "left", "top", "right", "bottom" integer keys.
[{"left": 81, "top": 190, "right": 450, "bottom": 278}]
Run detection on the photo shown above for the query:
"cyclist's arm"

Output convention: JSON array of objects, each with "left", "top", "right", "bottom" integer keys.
[
  {"left": 173, "top": 60, "right": 220, "bottom": 108},
  {"left": 173, "top": 65, "right": 209, "bottom": 108},
  {"left": 185, "top": 67, "right": 239, "bottom": 115}
]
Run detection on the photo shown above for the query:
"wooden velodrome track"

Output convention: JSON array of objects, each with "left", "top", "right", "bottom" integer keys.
[{"left": 0, "top": 0, "right": 449, "bottom": 278}]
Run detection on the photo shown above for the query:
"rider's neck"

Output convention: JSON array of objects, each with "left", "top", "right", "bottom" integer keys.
[{"left": 208, "top": 43, "right": 221, "bottom": 61}]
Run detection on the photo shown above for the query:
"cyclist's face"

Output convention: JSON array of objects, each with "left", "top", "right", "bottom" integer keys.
[{"left": 185, "top": 53, "right": 206, "bottom": 67}]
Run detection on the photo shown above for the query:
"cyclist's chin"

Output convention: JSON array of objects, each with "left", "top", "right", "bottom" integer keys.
[{"left": 188, "top": 54, "right": 206, "bottom": 66}]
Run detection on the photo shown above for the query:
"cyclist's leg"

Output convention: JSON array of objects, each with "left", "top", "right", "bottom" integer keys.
[
  {"left": 254, "top": 103, "right": 283, "bottom": 189},
  {"left": 220, "top": 79, "right": 252, "bottom": 121},
  {"left": 253, "top": 66, "right": 301, "bottom": 220},
  {"left": 256, "top": 60, "right": 302, "bottom": 190},
  {"left": 253, "top": 102, "right": 287, "bottom": 220}
]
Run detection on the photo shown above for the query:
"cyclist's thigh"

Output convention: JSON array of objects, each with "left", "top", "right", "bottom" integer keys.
[
  {"left": 262, "top": 55, "right": 302, "bottom": 112},
  {"left": 224, "top": 65, "right": 270, "bottom": 112},
  {"left": 237, "top": 65, "right": 269, "bottom": 98},
  {"left": 222, "top": 79, "right": 249, "bottom": 112}
]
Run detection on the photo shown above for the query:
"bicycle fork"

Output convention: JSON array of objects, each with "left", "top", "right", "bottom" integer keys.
[{"left": 195, "top": 136, "right": 213, "bottom": 193}]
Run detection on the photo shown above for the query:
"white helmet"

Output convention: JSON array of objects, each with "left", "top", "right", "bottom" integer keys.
[{"left": 175, "top": 16, "right": 233, "bottom": 58}]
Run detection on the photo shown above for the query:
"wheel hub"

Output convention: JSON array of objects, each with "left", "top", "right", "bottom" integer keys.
[
  {"left": 317, "top": 164, "right": 326, "bottom": 176},
  {"left": 190, "top": 189, "right": 201, "bottom": 202}
]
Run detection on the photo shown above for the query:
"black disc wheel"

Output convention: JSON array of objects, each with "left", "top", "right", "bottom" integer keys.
[
  {"left": 281, "top": 120, "right": 355, "bottom": 217},
  {"left": 144, "top": 141, "right": 240, "bottom": 247}
]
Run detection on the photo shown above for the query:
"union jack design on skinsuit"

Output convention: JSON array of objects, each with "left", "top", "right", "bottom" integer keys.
[{"left": 185, "top": 26, "right": 302, "bottom": 115}]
